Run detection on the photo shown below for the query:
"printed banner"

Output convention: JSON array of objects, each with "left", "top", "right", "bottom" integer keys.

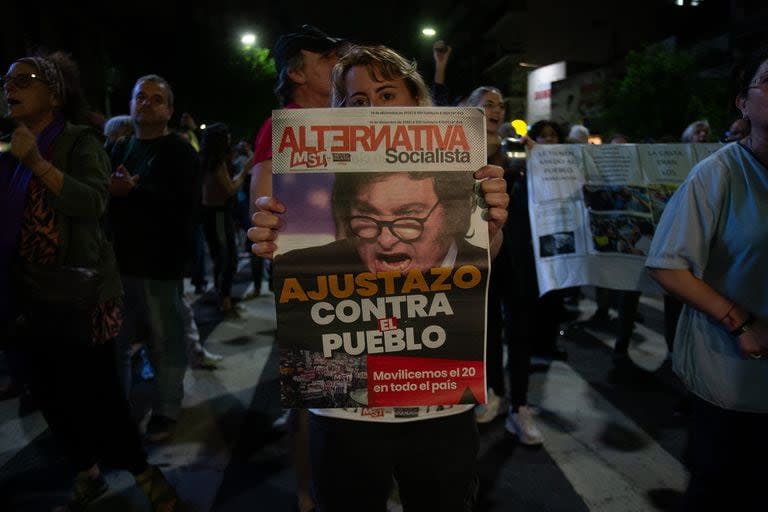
[
  {"left": 272, "top": 107, "right": 490, "bottom": 408},
  {"left": 527, "top": 142, "right": 723, "bottom": 296}
]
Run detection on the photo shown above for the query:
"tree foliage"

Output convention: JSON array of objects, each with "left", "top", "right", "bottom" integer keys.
[
  {"left": 600, "top": 43, "right": 728, "bottom": 142},
  {"left": 205, "top": 46, "right": 278, "bottom": 141},
  {"left": 240, "top": 47, "right": 277, "bottom": 80}
]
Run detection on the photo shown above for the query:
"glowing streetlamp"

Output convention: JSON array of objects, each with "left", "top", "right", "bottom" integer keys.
[
  {"left": 421, "top": 27, "right": 437, "bottom": 38},
  {"left": 241, "top": 32, "right": 257, "bottom": 48}
]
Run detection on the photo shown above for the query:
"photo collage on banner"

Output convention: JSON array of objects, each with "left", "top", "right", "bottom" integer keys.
[{"left": 527, "top": 142, "right": 723, "bottom": 295}]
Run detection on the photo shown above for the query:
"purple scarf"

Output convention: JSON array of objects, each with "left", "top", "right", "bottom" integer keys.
[{"left": 0, "top": 116, "right": 65, "bottom": 324}]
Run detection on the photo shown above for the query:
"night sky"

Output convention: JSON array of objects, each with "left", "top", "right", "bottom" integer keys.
[
  {"left": 3, "top": 1, "right": 737, "bottom": 141},
  {"left": 3, "top": 1, "right": 493, "bottom": 141}
]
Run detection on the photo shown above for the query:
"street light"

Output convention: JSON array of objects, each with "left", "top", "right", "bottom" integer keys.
[
  {"left": 241, "top": 32, "right": 257, "bottom": 48},
  {"left": 421, "top": 27, "right": 437, "bottom": 38}
]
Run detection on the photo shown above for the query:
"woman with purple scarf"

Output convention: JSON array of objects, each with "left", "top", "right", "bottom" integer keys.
[{"left": 1, "top": 52, "right": 179, "bottom": 512}]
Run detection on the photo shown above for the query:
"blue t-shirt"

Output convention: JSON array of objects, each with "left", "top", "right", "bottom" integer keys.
[{"left": 646, "top": 142, "right": 768, "bottom": 413}]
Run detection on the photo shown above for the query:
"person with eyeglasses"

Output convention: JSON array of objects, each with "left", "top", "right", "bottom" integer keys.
[
  {"left": 246, "top": 25, "right": 350, "bottom": 512},
  {"left": 0, "top": 52, "right": 179, "bottom": 512},
  {"left": 249, "top": 43, "right": 507, "bottom": 512},
  {"left": 107, "top": 74, "right": 202, "bottom": 445},
  {"left": 278, "top": 170, "right": 483, "bottom": 277},
  {"left": 645, "top": 46, "right": 768, "bottom": 511}
]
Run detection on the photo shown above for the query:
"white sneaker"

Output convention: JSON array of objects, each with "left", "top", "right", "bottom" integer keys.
[
  {"left": 200, "top": 347, "right": 224, "bottom": 361},
  {"left": 272, "top": 409, "right": 292, "bottom": 431},
  {"left": 474, "top": 388, "right": 503, "bottom": 424},
  {"left": 505, "top": 405, "right": 543, "bottom": 445}
]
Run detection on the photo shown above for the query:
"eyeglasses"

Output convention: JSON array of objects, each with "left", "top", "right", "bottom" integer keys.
[
  {"left": 747, "top": 73, "right": 768, "bottom": 90},
  {"left": 1, "top": 73, "right": 48, "bottom": 89},
  {"left": 348, "top": 201, "right": 440, "bottom": 242},
  {"left": 133, "top": 92, "right": 167, "bottom": 106}
]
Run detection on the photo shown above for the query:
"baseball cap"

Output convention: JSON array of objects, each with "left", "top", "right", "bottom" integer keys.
[{"left": 272, "top": 25, "right": 345, "bottom": 72}]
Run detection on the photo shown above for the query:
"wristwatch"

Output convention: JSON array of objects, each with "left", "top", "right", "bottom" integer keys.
[{"left": 730, "top": 313, "right": 756, "bottom": 337}]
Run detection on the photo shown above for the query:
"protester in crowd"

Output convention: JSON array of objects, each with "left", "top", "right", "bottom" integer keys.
[
  {"left": 722, "top": 115, "right": 749, "bottom": 143},
  {"left": 249, "top": 43, "right": 508, "bottom": 512},
  {"left": 466, "top": 85, "right": 506, "bottom": 165},
  {"left": 463, "top": 85, "right": 510, "bottom": 426},
  {"left": 472, "top": 118, "right": 567, "bottom": 445},
  {"left": 1, "top": 51, "right": 178, "bottom": 512},
  {"left": 567, "top": 123, "right": 590, "bottom": 143},
  {"left": 583, "top": 133, "right": 645, "bottom": 368},
  {"left": 607, "top": 132, "right": 628, "bottom": 144},
  {"left": 232, "top": 140, "right": 262, "bottom": 297},
  {"left": 680, "top": 119, "right": 711, "bottom": 143},
  {"left": 200, "top": 122, "right": 247, "bottom": 317},
  {"left": 178, "top": 112, "right": 201, "bottom": 152},
  {"left": 645, "top": 47, "right": 768, "bottom": 511},
  {"left": 108, "top": 74, "right": 202, "bottom": 443},
  {"left": 248, "top": 24, "right": 349, "bottom": 512},
  {"left": 103, "top": 114, "right": 133, "bottom": 153},
  {"left": 431, "top": 39, "right": 453, "bottom": 106},
  {"left": 516, "top": 120, "right": 569, "bottom": 362}
]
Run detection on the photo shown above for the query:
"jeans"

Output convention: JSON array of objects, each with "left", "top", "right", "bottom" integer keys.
[{"left": 117, "top": 276, "right": 187, "bottom": 420}]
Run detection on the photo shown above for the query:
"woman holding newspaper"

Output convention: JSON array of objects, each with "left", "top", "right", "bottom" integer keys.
[
  {"left": 249, "top": 44, "right": 508, "bottom": 511},
  {"left": 645, "top": 47, "right": 768, "bottom": 511}
]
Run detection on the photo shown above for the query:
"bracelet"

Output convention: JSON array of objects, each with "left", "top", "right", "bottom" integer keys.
[
  {"left": 730, "top": 313, "right": 756, "bottom": 337},
  {"left": 718, "top": 301, "right": 736, "bottom": 323}
]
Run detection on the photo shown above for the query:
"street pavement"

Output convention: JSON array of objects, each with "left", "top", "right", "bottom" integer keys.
[{"left": 0, "top": 258, "right": 690, "bottom": 512}]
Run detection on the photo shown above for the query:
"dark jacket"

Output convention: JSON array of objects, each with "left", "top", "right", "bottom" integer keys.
[
  {"left": 107, "top": 133, "right": 201, "bottom": 279},
  {"left": 49, "top": 123, "right": 123, "bottom": 303}
]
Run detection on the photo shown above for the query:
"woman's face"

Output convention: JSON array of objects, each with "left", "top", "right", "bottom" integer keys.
[
  {"left": 480, "top": 91, "right": 505, "bottom": 135},
  {"left": 536, "top": 125, "right": 560, "bottom": 144},
  {"left": 342, "top": 65, "right": 419, "bottom": 107},
  {"left": 740, "top": 58, "right": 768, "bottom": 134},
  {"left": 690, "top": 125, "right": 710, "bottom": 143},
  {"left": 2, "top": 61, "right": 58, "bottom": 129}
]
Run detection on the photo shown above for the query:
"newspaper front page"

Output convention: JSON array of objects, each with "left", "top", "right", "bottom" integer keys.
[{"left": 271, "top": 107, "right": 490, "bottom": 408}]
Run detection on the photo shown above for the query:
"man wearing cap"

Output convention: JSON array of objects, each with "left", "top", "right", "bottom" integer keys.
[
  {"left": 249, "top": 25, "right": 347, "bottom": 209},
  {"left": 248, "top": 25, "right": 346, "bottom": 512},
  {"left": 248, "top": 25, "right": 347, "bottom": 297}
]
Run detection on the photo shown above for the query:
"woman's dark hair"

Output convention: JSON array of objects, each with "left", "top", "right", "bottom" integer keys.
[
  {"left": 528, "top": 120, "right": 566, "bottom": 143},
  {"left": 200, "top": 123, "right": 232, "bottom": 175}
]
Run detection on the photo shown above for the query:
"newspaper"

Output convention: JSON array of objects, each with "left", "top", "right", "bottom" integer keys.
[
  {"left": 271, "top": 107, "right": 490, "bottom": 408},
  {"left": 526, "top": 142, "right": 723, "bottom": 296}
]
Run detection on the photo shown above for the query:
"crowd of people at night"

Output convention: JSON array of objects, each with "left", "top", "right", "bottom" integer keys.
[{"left": 2, "top": 21, "right": 767, "bottom": 512}]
